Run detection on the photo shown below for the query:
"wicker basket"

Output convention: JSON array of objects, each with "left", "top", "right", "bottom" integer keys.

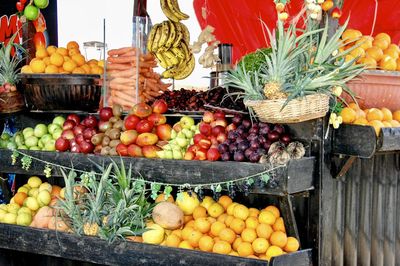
[
  {"left": 19, "top": 74, "right": 102, "bottom": 111},
  {"left": 244, "top": 94, "right": 330, "bottom": 123},
  {"left": 0, "top": 91, "right": 25, "bottom": 114}
]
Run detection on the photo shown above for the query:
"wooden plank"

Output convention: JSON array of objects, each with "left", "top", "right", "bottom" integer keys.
[
  {"left": 379, "top": 128, "right": 400, "bottom": 152},
  {"left": 270, "top": 249, "right": 313, "bottom": 266}
]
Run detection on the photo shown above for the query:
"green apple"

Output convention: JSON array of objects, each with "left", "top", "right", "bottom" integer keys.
[
  {"left": 48, "top": 123, "right": 61, "bottom": 135},
  {"left": 156, "top": 150, "right": 166, "bottom": 159},
  {"left": 6, "top": 142, "right": 17, "bottom": 150},
  {"left": 25, "top": 136, "right": 39, "bottom": 147},
  {"left": 172, "top": 149, "right": 183, "bottom": 160},
  {"left": 0, "top": 140, "right": 6, "bottom": 148},
  {"left": 163, "top": 144, "right": 172, "bottom": 151},
  {"left": 0, "top": 133, "right": 10, "bottom": 141},
  {"left": 182, "top": 128, "right": 194, "bottom": 139},
  {"left": 170, "top": 130, "right": 177, "bottom": 139},
  {"left": 18, "top": 145, "right": 28, "bottom": 150},
  {"left": 177, "top": 131, "right": 186, "bottom": 139},
  {"left": 52, "top": 116, "right": 65, "bottom": 127},
  {"left": 38, "top": 139, "right": 44, "bottom": 148},
  {"left": 24, "top": 5, "right": 39, "bottom": 21},
  {"left": 23, "top": 127, "right": 34, "bottom": 138},
  {"left": 164, "top": 150, "right": 173, "bottom": 160},
  {"left": 14, "top": 132, "right": 24, "bottom": 146},
  {"left": 40, "top": 134, "right": 53, "bottom": 144},
  {"left": 29, "top": 146, "right": 40, "bottom": 151},
  {"left": 52, "top": 128, "right": 63, "bottom": 140},
  {"left": 34, "top": 124, "right": 48, "bottom": 138},
  {"left": 34, "top": 0, "right": 49, "bottom": 9},
  {"left": 16, "top": 212, "right": 32, "bottom": 226},
  {"left": 176, "top": 137, "right": 189, "bottom": 148},
  {"left": 180, "top": 116, "right": 195, "bottom": 129},
  {"left": 44, "top": 139, "right": 56, "bottom": 151}
]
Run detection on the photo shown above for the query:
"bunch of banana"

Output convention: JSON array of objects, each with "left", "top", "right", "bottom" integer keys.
[
  {"left": 147, "top": 20, "right": 194, "bottom": 80},
  {"left": 160, "top": 0, "right": 189, "bottom": 22}
]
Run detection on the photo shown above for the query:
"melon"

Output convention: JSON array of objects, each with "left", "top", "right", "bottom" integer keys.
[{"left": 152, "top": 202, "right": 184, "bottom": 230}]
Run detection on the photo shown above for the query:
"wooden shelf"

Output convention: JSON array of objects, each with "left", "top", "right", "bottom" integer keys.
[
  {"left": 0, "top": 150, "right": 315, "bottom": 196},
  {"left": 0, "top": 223, "right": 312, "bottom": 266}
]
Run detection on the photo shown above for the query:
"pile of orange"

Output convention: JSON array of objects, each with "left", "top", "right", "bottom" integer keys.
[
  {"left": 340, "top": 102, "right": 400, "bottom": 136},
  {"left": 159, "top": 194, "right": 300, "bottom": 261},
  {"left": 20, "top": 41, "right": 104, "bottom": 75},
  {"left": 342, "top": 29, "right": 400, "bottom": 71}
]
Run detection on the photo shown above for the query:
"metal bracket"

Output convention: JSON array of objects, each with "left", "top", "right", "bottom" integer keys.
[{"left": 335, "top": 156, "right": 357, "bottom": 180}]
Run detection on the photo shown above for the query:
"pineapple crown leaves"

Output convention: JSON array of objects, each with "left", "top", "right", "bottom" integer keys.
[{"left": 0, "top": 31, "right": 26, "bottom": 85}]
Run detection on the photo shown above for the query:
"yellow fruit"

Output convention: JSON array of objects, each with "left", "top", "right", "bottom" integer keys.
[
  {"left": 218, "top": 195, "right": 233, "bottom": 210},
  {"left": 178, "top": 240, "right": 194, "bottom": 250},
  {"left": 176, "top": 192, "right": 200, "bottom": 215},
  {"left": 17, "top": 186, "right": 29, "bottom": 194},
  {"left": 0, "top": 209, "right": 6, "bottom": 222},
  {"left": 366, "top": 108, "right": 384, "bottom": 121},
  {"left": 237, "top": 241, "right": 254, "bottom": 257},
  {"left": 192, "top": 206, "right": 207, "bottom": 219},
  {"left": 245, "top": 216, "right": 259, "bottom": 229},
  {"left": 253, "top": 238, "right": 270, "bottom": 254},
  {"left": 356, "top": 109, "right": 366, "bottom": 119},
  {"left": 375, "top": 32, "right": 391, "bottom": 44},
  {"left": 270, "top": 231, "right": 288, "bottom": 248},
  {"left": 373, "top": 38, "right": 389, "bottom": 50},
  {"left": 28, "top": 176, "right": 42, "bottom": 188},
  {"left": 194, "top": 217, "right": 211, "bottom": 234},
  {"left": 200, "top": 196, "right": 215, "bottom": 210},
  {"left": 340, "top": 107, "right": 357, "bottom": 124},
  {"left": 59, "top": 188, "right": 65, "bottom": 199},
  {"left": 366, "top": 46, "right": 384, "bottom": 61},
  {"left": 256, "top": 223, "right": 274, "bottom": 239},
  {"left": 24, "top": 197, "right": 40, "bottom": 211},
  {"left": 68, "top": 48, "right": 81, "bottom": 57},
  {"left": 64, "top": 56, "right": 71, "bottom": 62},
  {"left": 185, "top": 220, "right": 195, "bottom": 228},
  {"left": 207, "top": 216, "right": 217, "bottom": 224},
  {"left": 390, "top": 120, "right": 400, "bottom": 127},
  {"left": 155, "top": 193, "right": 174, "bottom": 203},
  {"left": 171, "top": 229, "right": 182, "bottom": 238},
  {"left": 14, "top": 192, "right": 27, "bottom": 206},
  {"left": 50, "top": 53, "right": 64, "bottom": 67},
  {"left": 359, "top": 57, "right": 377, "bottom": 69},
  {"left": 46, "top": 45, "right": 57, "bottom": 55},
  {"left": 208, "top": 202, "right": 224, "bottom": 218},
  {"left": 259, "top": 210, "right": 276, "bottom": 225},
  {"left": 393, "top": 110, "right": 400, "bottom": 121},
  {"left": 210, "top": 221, "right": 226, "bottom": 237},
  {"left": 199, "top": 235, "right": 214, "bottom": 252},
  {"left": 233, "top": 204, "right": 249, "bottom": 220},
  {"left": 28, "top": 188, "right": 39, "bottom": 197},
  {"left": 350, "top": 47, "right": 365, "bottom": 59},
  {"left": 72, "top": 67, "right": 86, "bottom": 74},
  {"left": 181, "top": 226, "right": 193, "bottom": 240},
  {"left": 284, "top": 237, "right": 300, "bottom": 252},
  {"left": 341, "top": 29, "right": 362, "bottom": 43},
  {"left": 264, "top": 205, "right": 280, "bottom": 218},
  {"left": 56, "top": 47, "right": 68, "bottom": 56},
  {"left": 97, "top": 60, "right": 105, "bottom": 68},
  {"left": 224, "top": 215, "right": 235, "bottom": 227},
  {"left": 345, "top": 54, "right": 355, "bottom": 63},
  {"left": 30, "top": 59, "right": 46, "bottom": 73},
  {"left": 227, "top": 202, "right": 238, "bottom": 216},
  {"left": 35, "top": 48, "right": 48, "bottom": 59},
  {"left": 7, "top": 203, "right": 20, "bottom": 214},
  {"left": 165, "top": 233, "right": 181, "bottom": 248},
  {"left": 356, "top": 36, "right": 373, "bottom": 50},
  {"left": 232, "top": 237, "right": 243, "bottom": 251},
  {"left": 228, "top": 251, "right": 239, "bottom": 256},
  {"left": 249, "top": 208, "right": 260, "bottom": 218},
  {"left": 17, "top": 206, "right": 32, "bottom": 215},
  {"left": 90, "top": 65, "right": 104, "bottom": 75},
  {"left": 63, "top": 60, "right": 77, "bottom": 72},
  {"left": 0, "top": 204, "right": 7, "bottom": 211},
  {"left": 71, "top": 54, "right": 86, "bottom": 66},
  {"left": 184, "top": 215, "right": 194, "bottom": 224},
  {"left": 67, "top": 41, "right": 79, "bottom": 50},
  {"left": 217, "top": 213, "right": 228, "bottom": 223},
  {"left": 16, "top": 212, "right": 32, "bottom": 226},
  {"left": 187, "top": 229, "right": 202, "bottom": 248},
  {"left": 142, "top": 224, "right": 165, "bottom": 244},
  {"left": 273, "top": 217, "right": 286, "bottom": 233},
  {"left": 3, "top": 213, "right": 17, "bottom": 224},
  {"left": 21, "top": 65, "right": 33, "bottom": 74},
  {"left": 37, "top": 190, "right": 51, "bottom": 207},
  {"left": 381, "top": 107, "right": 393, "bottom": 121},
  {"left": 380, "top": 56, "right": 397, "bottom": 71},
  {"left": 45, "top": 65, "right": 59, "bottom": 74},
  {"left": 387, "top": 44, "right": 400, "bottom": 53},
  {"left": 219, "top": 228, "right": 236, "bottom": 244},
  {"left": 81, "top": 64, "right": 91, "bottom": 74},
  {"left": 230, "top": 217, "right": 246, "bottom": 234},
  {"left": 241, "top": 228, "right": 257, "bottom": 243},
  {"left": 87, "top": 59, "right": 98, "bottom": 66},
  {"left": 384, "top": 48, "right": 399, "bottom": 60},
  {"left": 382, "top": 121, "right": 392, "bottom": 127},
  {"left": 212, "top": 240, "right": 232, "bottom": 255},
  {"left": 266, "top": 245, "right": 284, "bottom": 260},
  {"left": 353, "top": 117, "right": 369, "bottom": 126}
]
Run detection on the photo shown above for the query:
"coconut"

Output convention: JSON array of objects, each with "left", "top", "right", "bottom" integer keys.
[{"left": 152, "top": 202, "right": 184, "bottom": 230}]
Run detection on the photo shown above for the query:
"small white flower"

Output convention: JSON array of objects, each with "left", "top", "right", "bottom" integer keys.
[
  {"left": 317, "top": 0, "right": 325, "bottom": 4},
  {"left": 332, "top": 86, "right": 343, "bottom": 97},
  {"left": 310, "top": 13, "right": 318, "bottom": 19}
]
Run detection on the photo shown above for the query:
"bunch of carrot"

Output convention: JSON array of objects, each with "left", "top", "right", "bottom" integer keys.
[{"left": 106, "top": 47, "right": 170, "bottom": 110}]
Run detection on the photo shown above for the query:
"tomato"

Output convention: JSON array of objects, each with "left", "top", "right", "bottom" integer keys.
[{"left": 16, "top": 2, "right": 24, "bottom": 12}]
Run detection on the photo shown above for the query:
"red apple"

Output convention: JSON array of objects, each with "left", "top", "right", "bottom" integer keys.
[
  {"left": 152, "top": 99, "right": 168, "bottom": 114},
  {"left": 214, "top": 111, "right": 226, "bottom": 120},
  {"left": 75, "top": 134, "right": 86, "bottom": 145},
  {"left": 210, "top": 136, "right": 219, "bottom": 147},
  {"left": 98, "top": 121, "right": 112, "bottom": 132},
  {"left": 127, "top": 144, "right": 143, "bottom": 157},
  {"left": 116, "top": 143, "right": 129, "bottom": 156},
  {"left": 214, "top": 119, "right": 228, "bottom": 128},
  {"left": 66, "top": 114, "right": 80, "bottom": 125},
  {"left": 70, "top": 145, "right": 81, "bottom": 153},
  {"left": 142, "top": 145, "right": 161, "bottom": 158},
  {"left": 216, "top": 132, "right": 227, "bottom": 143},
  {"left": 172, "top": 122, "right": 183, "bottom": 132},
  {"left": 193, "top": 133, "right": 207, "bottom": 145},
  {"left": 83, "top": 115, "right": 98, "bottom": 128},
  {"left": 83, "top": 128, "right": 97, "bottom": 140},
  {"left": 226, "top": 123, "right": 237, "bottom": 132},
  {"left": 198, "top": 138, "right": 212, "bottom": 150},
  {"left": 207, "top": 148, "right": 221, "bottom": 161},
  {"left": 202, "top": 111, "right": 215, "bottom": 123},
  {"left": 195, "top": 148, "right": 208, "bottom": 160},
  {"left": 199, "top": 122, "right": 212, "bottom": 136},
  {"left": 61, "top": 129, "right": 75, "bottom": 140},
  {"left": 73, "top": 124, "right": 86, "bottom": 136},
  {"left": 124, "top": 115, "right": 141, "bottom": 130},
  {"left": 131, "top": 102, "right": 152, "bottom": 118},
  {"left": 156, "top": 124, "right": 172, "bottom": 141},
  {"left": 184, "top": 151, "right": 195, "bottom": 160},
  {"left": 136, "top": 120, "right": 154, "bottom": 134},
  {"left": 99, "top": 107, "right": 113, "bottom": 121},
  {"left": 120, "top": 130, "right": 138, "bottom": 146},
  {"left": 212, "top": 125, "right": 226, "bottom": 136},
  {"left": 148, "top": 113, "right": 167, "bottom": 126},
  {"left": 136, "top": 133, "right": 159, "bottom": 147},
  {"left": 69, "top": 139, "right": 78, "bottom": 147},
  {"left": 63, "top": 120, "right": 76, "bottom": 130},
  {"left": 79, "top": 141, "right": 94, "bottom": 154},
  {"left": 94, "top": 144, "right": 102, "bottom": 154},
  {"left": 55, "top": 137, "right": 70, "bottom": 152},
  {"left": 187, "top": 144, "right": 200, "bottom": 154}
]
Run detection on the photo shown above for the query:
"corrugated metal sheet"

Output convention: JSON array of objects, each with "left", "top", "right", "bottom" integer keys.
[{"left": 326, "top": 154, "right": 400, "bottom": 266}]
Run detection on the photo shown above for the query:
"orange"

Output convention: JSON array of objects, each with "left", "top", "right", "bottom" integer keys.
[
  {"left": 375, "top": 32, "right": 391, "bottom": 44},
  {"left": 213, "top": 240, "right": 232, "bottom": 254},
  {"left": 194, "top": 217, "right": 211, "bottom": 234},
  {"left": 366, "top": 46, "right": 384, "bottom": 61},
  {"left": 237, "top": 242, "right": 254, "bottom": 257},
  {"left": 382, "top": 121, "right": 392, "bottom": 127},
  {"left": 45, "top": 65, "right": 59, "bottom": 74},
  {"left": 272, "top": 217, "right": 286, "bottom": 233},
  {"left": 270, "top": 231, "right": 288, "bottom": 248},
  {"left": 256, "top": 223, "right": 273, "bottom": 239},
  {"left": 393, "top": 110, "right": 400, "bottom": 121},
  {"left": 20, "top": 65, "right": 33, "bottom": 74},
  {"left": 56, "top": 47, "right": 68, "bottom": 56},
  {"left": 247, "top": 255, "right": 258, "bottom": 259},
  {"left": 252, "top": 238, "right": 269, "bottom": 254},
  {"left": 347, "top": 102, "right": 360, "bottom": 110},
  {"left": 245, "top": 216, "right": 259, "bottom": 229},
  {"left": 381, "top": 107, "right": 393, "bottom": 121},
  {"left": 396, "top": 58, "right": 400, "bottom": 71},
  {"left": 192, "top": 206, "right": 207, "bottom": 219},
  {"left": 207, "top": 217, "right": 217, "bottom": 224},
  {"left": 233, "top": 204, "right": 249, "bottom": 220},
  {"left": 345, "top": 54, "right": 355, "bottom": 63},
  {"left": 369, "top": 120, "right": 384, "bottom": 136},
  {"left": 63, "top": 56, "right": 71, "bottom": 62},
  {"left": 259, "top": 254, "right": 268, "bottom": 260},
  {"left": 355, "top": 36, "right": 373, "bottom": 50},
  {"left": 155, "top": 193, "right": 174, "bottom": 203},
  {"left": 63, "top": 60, "right": 77, "bottom": 72},
  {"left": 355, "top": 109, "right": 366, "bottom": 119},
  {"left": 67, "top": 41, "right": 80, "bottom": 50},
  {"left": 224, "top": 215, "right": 235, "bottom": 227},
  {"left": 353, "top": 117, "right": 369, "bottom": 126},
  {"left": 199, "top": 235, "right": 214, "bottom": 252},
  {"left": 218, "top": 195, "right": 233, "bottom": 210},
  {"left": 266, "top": 246, "right": 284, "bottom": 260},
  {"left": 14, "top": 192, "right": 27, "bottom": 206},
  {"left": 387, "top": 44, "right": 400, "bottom": 53},
  {"left": 90, "top": 65, "right": 104, "bottom": 74},
  {"left": 178, "top": 240, "right": 194, "bottom": 250},
  {"left": 187, "top": 230, "right": 203, "bottom": 248},
  {"left": 210, "top": 221, "right": 226, "bottom": 237},
  {"left": 185, "top": 220, "right": 195, "bottom": 228},
  {"left": 50, "top": 185, "right": 62, "bottom": 198},
  {"left": 68, "top": 48, "right": 81, "bottom": 57},
  {"left": 46, "top": 45, "right": 57, "bottom": 55},
  {"left": 35, "top": 48, "right": 48, "bottom": 59},
  {"left": 228, "top": 251, "right": 239, "bottom": 256},
  {"left": 341, "top": 29, "right": 362, "bottom": 43},
  {"left": 50, "top": 53, "right": 64, "bottom": 67},
  {"left": 390, "top": 120, "right": 400, "bottom": 127},
  {"left": 226, "top": 202, "right": 238, "bottom": 216},
  {"left": 248, "top": 208, "right": 260, "bottom": 218},
  {"left": 217, "top": 213, "right": 228, "bottom": 223},
  {"left": 181, "top": 226, "right": 193, "bottom": 240},
  {"left": 264, "top": 205, "right": 280, "bottom": 218},
  {"left": 171, "top": 229, "right": 182, "bottom": 238},
  {"left": 380, "top": 56, "right": 397, "bottom": 71},
  {"left": 30, "top": 59, "right": 46, "bottom": 73},
  {"left": 232, "top": 237, "right": 243, "bottom": 251},
  {"left": 183, "top": 215, "right": 194, "bottom": 224},
  {"left": 350, "top": 47, "right": 365, "bottom": 60},
  {"left": 208, "top": 202, "right": 224, "bottom": 218},
  {"left": 241, "top": 228, "right": 257, "bottom": 243},
  {"left": 230, "top": 217, "right": 246, "bottom": 234},
  {"left": 71, "top": 54, "right": 86, "bottom": 66},
  {"left": 258, "top": 210, "right": 276, "bottom": 225},
  {"left": 366, "top": 108, "right": 384, "bottom": 121},
  {"left": 165, "top": 233, "right": 181, "bottom": 248},
  {"left": 219, "top": 228, "right": 236, "bottom": 244},
  {"left": 373, "top": 38, "right": 389, "bottom": 50},
  {"left": 283, "top": 237, "right": 300, "bottom": 252},
  {"left": 340, "top": 107, "right": 357, "bottom": 124},
  {"left": 384, "top": 48, "right": 399, "bottom": 60},
  {"left": 359, "top": 57, "right": 377, "bottom": 69}
]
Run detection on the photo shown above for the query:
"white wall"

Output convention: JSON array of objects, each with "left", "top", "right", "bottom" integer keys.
[{"left": 57, "top": 0, "right": 208, "bottom": 88}]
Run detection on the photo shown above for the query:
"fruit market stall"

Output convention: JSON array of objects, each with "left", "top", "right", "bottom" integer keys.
[{"left": 0, "top": 0, "right": 399, "bottom": 265}]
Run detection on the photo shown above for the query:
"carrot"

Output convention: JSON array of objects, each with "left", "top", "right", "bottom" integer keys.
[
  {"left": 110, "top": 84, "right": 136, "bottom": 91},
  {"left": 108, "top": 47, "right": 136, "bottom": 56}
]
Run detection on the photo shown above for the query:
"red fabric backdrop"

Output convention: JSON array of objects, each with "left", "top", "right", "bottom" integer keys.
[{"left": 193, "top": 0, "right": 400, "bottom": 63}]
